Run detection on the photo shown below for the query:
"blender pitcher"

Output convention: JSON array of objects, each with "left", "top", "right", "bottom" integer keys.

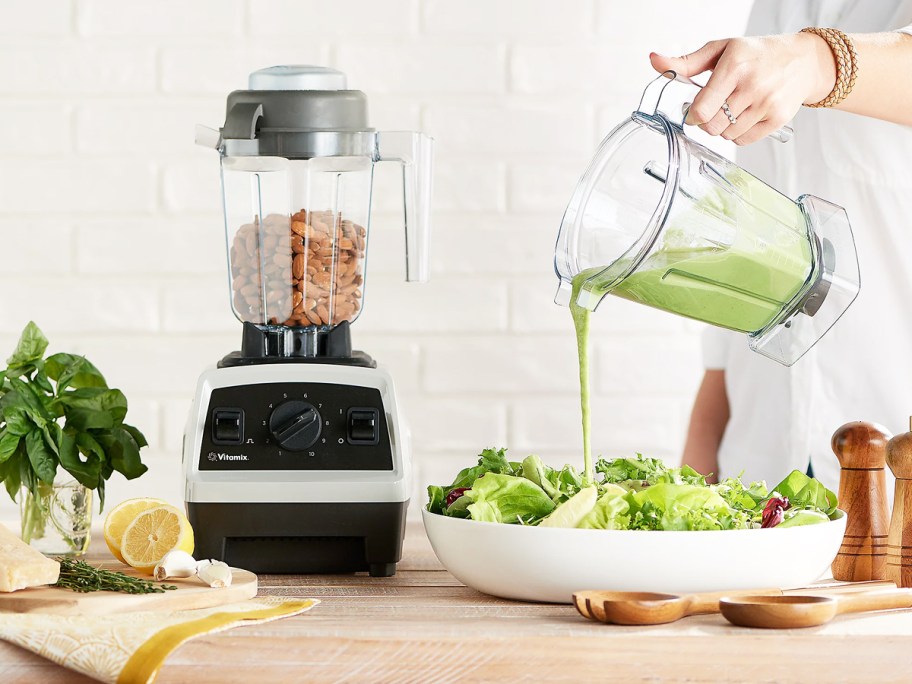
[
  {"left": 196, "top": 65, "right": 433, "bottom": 356},
  {"left": 554, "top": 72, "right": 860, "bottom": 366}
]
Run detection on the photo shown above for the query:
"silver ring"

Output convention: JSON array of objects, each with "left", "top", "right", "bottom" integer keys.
[{"left": 721, "top": 102, "right": 737, "bottom": 125}]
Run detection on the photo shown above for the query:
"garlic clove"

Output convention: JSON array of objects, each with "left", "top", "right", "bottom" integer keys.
[
  {"left": 153, "top": 550, "right": 199, "bottom": 581},
  {"left": 196, "top": 559, "right": 233, "bottom": 588}
]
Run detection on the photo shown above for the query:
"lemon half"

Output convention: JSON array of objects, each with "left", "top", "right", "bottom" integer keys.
[
  {"left": 120, "top": 505, "right": 195, "bottom": 574},
  {"left": 103, "top": 497, "right": 169, "bottom": 563}
]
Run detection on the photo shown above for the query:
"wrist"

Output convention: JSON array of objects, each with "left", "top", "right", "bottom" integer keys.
[{"left": 796, "top": 31, "right": 837, "bottom": 104}]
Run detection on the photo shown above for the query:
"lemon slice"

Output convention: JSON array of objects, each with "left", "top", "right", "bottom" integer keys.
[
  {"left": 103, "top": 497, "right": 169, "bottom": 563},
  {"left": 120, "top": 505, "right": 195, "bottom": 574},
  {"left": 539, "top": 486, "right": 598, "bottom": 528}
]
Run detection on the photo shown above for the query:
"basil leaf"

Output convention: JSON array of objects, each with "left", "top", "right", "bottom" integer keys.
[
  {"left": 45, "top": 353, "right": 107, "bottom": 392},
  {"left": 32, "top": 370, "right": 54, "bottom": 396},
  {"left": 58, "top": 388, "right": 128, "bottom": 430},
  {"left": 0, "top": 430, "right": 19, "bottom": 465},
  {"left": 24, "top": 430, "right": 58, "bottom": 484},
  {"left": 96, "top": 478, "right": 106, "bottom": 512},
  {"left": 75, "top": 431, "right": 106, "bottom": 462},
  {"left": 56, "top": 427, "right": 101, "bottom": 489},
  {"left": 121, "top": 423, "right": 149, "bottom": 449},
  {"left": 0, "top": 449, "right": 23, "bottom": 501},
  {"left": 6, "top": 322, "right": 49, "bottom": 368},
  {"left": 96, "top": 427, "right": 148, "bottom": 480},
  {"left": 0, "top": 392, "right": 35, "bottom": 436},
  {"left": 6, "top": 378, "right": 51, "bottom": 427}
]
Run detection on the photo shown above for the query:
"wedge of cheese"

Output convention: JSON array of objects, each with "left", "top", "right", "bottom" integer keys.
[{"left": 0, "top": 522, "right": 60, "bottom": 592}]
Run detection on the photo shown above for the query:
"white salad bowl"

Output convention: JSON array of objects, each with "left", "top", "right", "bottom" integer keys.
[{"left": 422, "top": 508, "right": 847, "bottom": 603}]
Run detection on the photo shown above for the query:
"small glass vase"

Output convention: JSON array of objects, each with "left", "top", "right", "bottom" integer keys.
[{"left": 20, "top": 477, "right": 92, "bottom": 556}]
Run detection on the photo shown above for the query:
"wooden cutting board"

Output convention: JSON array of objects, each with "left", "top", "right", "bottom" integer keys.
[{"left": 0, "top": 562, "right": 257, "bottom": 615}]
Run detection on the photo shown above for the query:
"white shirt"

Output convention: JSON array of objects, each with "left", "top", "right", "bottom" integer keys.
[{"left": 703, "top": 0, "right": 912, "bottom": 492}]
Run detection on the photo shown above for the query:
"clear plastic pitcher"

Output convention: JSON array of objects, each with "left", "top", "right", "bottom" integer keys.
[{"left": 554, "top": 73, "right": 860, "bottom": 366}]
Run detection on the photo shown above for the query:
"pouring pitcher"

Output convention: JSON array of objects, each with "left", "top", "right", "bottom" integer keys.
[{"left": 554, "top": 72, "right": 860, "bottom": 365}]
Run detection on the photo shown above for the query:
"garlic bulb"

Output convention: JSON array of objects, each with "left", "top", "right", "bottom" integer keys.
[
  {"left": 196, "top": 559, "right": 233, "bottom": 588},
  {"left": 154, "top": 550, "right": 199, "bottom": 581}
]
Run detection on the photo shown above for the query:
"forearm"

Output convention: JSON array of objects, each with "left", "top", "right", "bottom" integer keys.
[
  {"left": 681, "top": 370, "right": 729, "bottom": 484},
  {"left": 817, "top": 31, "right": 912, "bottom": 125}
]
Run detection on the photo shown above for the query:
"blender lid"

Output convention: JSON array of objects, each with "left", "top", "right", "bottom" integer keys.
[
  {"left": 215, "top": 65, "right": 375, "bottom": 159},
  {"left": 248, "top": 65, "right": 348, "bottom": 91}
]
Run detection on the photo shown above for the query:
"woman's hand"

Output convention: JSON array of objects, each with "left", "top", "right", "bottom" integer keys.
[{"left": 650, "top": 33, "right": 836, "bottom": 145}]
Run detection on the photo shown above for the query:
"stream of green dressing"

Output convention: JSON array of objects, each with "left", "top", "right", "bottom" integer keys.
[{"left": 570, "top": 273, "right": 594, "bottom": 486}]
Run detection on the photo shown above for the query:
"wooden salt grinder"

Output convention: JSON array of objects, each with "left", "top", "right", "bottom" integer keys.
[
  {"left": 887, "top": 418, "right": 912, "bottom": 587},
  {"left": 831, "top": 421, "right": 891, "bottom": 581}
]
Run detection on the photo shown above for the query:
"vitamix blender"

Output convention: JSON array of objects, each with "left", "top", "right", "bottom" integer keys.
[{"left": 184, "top": 66, "right": 433, "bottom": 576}]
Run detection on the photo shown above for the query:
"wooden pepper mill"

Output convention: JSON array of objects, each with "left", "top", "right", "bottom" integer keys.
[
  {"left": 831, "top": 421, "right": 892, "bottom": 581},
  {"left": 887, "top": 418, "right": 912, "bottom": 587}
]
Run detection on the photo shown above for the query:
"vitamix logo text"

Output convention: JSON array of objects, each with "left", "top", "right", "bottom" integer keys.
[{"left": 208, "top": 452, "right": 249, "bottom": 462}]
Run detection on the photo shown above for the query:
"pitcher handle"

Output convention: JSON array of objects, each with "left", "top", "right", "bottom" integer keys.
[
  {"left": 376, "top": 131, "right": 435, "bottom": 283},
  {"left": 637, "top": 71, "right": 794, "bottom": 143}
]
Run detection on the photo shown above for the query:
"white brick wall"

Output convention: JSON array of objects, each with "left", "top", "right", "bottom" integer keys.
[{"left": 0, "top": 0, "right": 751, "bottom": 520}]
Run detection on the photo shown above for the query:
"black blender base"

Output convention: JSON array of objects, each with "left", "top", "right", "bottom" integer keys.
[{"left": 186, "top": 501, "right": 408, "bottom": 576}]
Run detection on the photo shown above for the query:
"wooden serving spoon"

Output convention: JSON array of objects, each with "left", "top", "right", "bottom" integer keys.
[
  {"left": 572, "top": 580, "right": 895, "bottom": 626},
  {"left": 719, "top": 588, "right": 912, "bottom": 629}
]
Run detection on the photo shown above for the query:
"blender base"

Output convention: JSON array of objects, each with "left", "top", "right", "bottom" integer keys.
[
  {"left": 183, "top": 361, "right": 412, "bottom": 578},
  {"left": 187, "top": 500, "right": 408, "bottom": 576}
]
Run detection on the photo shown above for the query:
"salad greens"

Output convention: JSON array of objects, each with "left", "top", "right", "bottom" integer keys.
[{"left": 427, "top": 449, "right": 839, "bottom": 531}]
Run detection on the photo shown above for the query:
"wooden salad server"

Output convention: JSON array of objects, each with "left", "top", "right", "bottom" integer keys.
[
  {"left": 572, "top": 580, "right": 895, "bottom": 625},
  {"left": 831, "top": 421, "right": 892, "bottom": 581},
  {"left": 887, "top": 418, "right": 912, "bottom": 587},
  {"left": 719, "top": 587, "right": 912, "bottom": 629}
]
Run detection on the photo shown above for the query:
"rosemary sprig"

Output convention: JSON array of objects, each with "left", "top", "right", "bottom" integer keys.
[{"left": 54, "top": 558, "right": 178, "bottom": 594}]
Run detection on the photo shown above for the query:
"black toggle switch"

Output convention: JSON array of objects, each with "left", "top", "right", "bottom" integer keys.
[
  {"left": 212, "top": 408, "right": 244, "bottom": 445},
  {"left": 347, "top": 407, "right": 380, "bottom": 445}
]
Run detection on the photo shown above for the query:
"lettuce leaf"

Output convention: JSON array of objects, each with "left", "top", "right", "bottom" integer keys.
[
  {"left": 713, "top": 476, "right": 769, "bottom": 513},
  {"left": 629, "top": 483, "right": 749, "bottom": 531},
  {"left": 426, "top": 449, "right": 839, "bottom": 531},
  {"left": 465, "top": 473, "right": 555, "bottom": 524},
  {"left": 778, "top": 509, "right": 830, "bottom": 527},
  {"left": 520, "top": 454, "right": 559, "bottom": 499},
  {"left": 539, "top": 486, "right": 598, "bottom": 528},
  {"left": 426, "top": 447, "right": 520, "bottom": 515},
  {"left": 427, "top": 485, "right": 446, "bottom": 514},
  {"left": 596, "top": 454, "right": 706, "bottom": 487},
  {"left": 577, "top": 491, "right": 630, "bottom": 529},
  {"left": 771, "top": 470, "right": 838, "bottom": 516}
]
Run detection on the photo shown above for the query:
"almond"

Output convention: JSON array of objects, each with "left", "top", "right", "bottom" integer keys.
[{"left": 292, "top": 254, "right": 305, "bottom": 279}]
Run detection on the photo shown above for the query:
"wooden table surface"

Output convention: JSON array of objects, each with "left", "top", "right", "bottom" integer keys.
[{"left": 5, "top": 517, "right": 912, "bottom": 683}]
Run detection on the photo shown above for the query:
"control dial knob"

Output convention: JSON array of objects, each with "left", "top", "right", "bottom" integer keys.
[{"left": 268, "top": 400, "right": 322, "bottom": 451}]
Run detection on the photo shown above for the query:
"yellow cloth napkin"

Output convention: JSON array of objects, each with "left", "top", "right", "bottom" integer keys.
[{"left": 0, "top": 596, "right": 318, "bottom": 684}]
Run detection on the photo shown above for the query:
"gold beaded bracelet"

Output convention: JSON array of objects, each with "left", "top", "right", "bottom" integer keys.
[{"left": 800, "top": 27, "right": 859, "bottom": 108}]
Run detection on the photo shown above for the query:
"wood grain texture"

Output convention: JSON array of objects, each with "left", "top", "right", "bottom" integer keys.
[
  {"left": 5, "top": 521, "right": 912, "bottom": 683},
  {"left": 832, "top": 421, "right": 891, "bottom": 581},
  {"left": 887, "top": 431, "right": 912, "bottom": 587},
  {"left": 0, "top": 565, "right": 256, "bottom": 615}
]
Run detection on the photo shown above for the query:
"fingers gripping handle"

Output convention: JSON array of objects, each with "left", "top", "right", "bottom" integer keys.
[
  {"left": 376, "top": 131, "right": 435, "bottom": 283},
  {"left": 638, "top": 71, "right": 794, "bottom": 143}
]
